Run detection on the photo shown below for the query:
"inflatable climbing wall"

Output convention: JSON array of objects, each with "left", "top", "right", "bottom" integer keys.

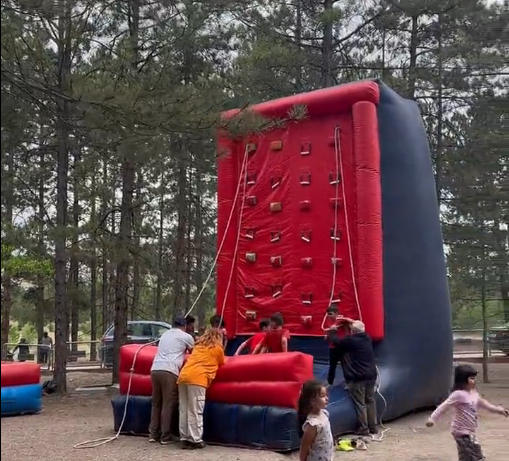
[
  {"left": 112, "top": 81, "right": 453, "bottom": 451},
  {"left": 217, "top": 80, "right": 453, "bottom": 436}
]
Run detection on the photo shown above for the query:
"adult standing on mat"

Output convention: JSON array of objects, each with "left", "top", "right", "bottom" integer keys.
[
  {"left": 149, "top": 316, "right": 195, "bottom": 444},
  {"left": 328, "top": 319, "right": 381, "bottom": 441}
]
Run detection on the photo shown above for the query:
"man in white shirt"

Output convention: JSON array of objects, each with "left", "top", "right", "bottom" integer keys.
[{"left": 149, "top": 316, "right": 195, "bottom": 444}]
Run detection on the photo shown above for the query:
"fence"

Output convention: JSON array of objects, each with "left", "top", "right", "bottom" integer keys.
[
  {"left": 453, "top": 328, "right": 509, "bottom": 357},
  {"left": 1, "top": 340, "right": 103, "bottom": 370}
]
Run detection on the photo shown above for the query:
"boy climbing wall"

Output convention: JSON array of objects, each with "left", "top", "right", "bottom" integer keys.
[{"left": 253, "top": 312, "right": 290, "bottom": 354}]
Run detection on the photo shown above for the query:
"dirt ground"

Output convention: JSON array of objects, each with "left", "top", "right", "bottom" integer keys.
[{"left": 2, "top": 363, "right": 508, "bottom": 461}]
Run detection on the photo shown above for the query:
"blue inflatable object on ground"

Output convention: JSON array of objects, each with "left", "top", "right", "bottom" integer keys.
[
  {"left": 111, "top": 394, "right": 301, "bottom": 451},
  {"left": 1, "top": 384, "right": 43, "bottom": 417}
]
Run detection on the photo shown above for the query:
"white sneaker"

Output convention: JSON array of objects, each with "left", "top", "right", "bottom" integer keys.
[{"left": 371, "top": 432, "right": 383, "bottom": 442}]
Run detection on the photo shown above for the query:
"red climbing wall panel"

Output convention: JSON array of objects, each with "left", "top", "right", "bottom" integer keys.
[{"left": 217, "top": 81, "right": 384, "bottom": 340}]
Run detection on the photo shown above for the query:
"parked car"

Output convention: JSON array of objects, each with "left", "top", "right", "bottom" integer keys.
[
  {"left": 489, "top": 322, "right": 509, "bottom": 355},
  {"left": 99, "top": 320, "right": 172, "bottom": 368}
]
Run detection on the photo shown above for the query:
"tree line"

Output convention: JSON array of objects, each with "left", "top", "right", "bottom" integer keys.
[{"left": 1, "top": 0, "right": 507, "bottom": 391}]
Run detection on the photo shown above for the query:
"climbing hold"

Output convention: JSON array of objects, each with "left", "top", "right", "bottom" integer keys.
[
  {"left": 299, "top": 173, "right": 311, "bottom": 186},
  {"left": 245, "top": 228, "right": 256, "bottom": 240},
  {"left": 271, "top": 283, "right": 283, "bottom": 298},
  {"left": 301, "top": 315, "right": 312, "bottom": 325},
  {"left": 331, "top": 257, "right": 343, "bottom": 266},
  {"left": 301, "top": 257, "right": 313, "bottom": 268},
  {"left": 247, "top": 172, "right": 257, "bottom": 185},
  {"left": 270, "top": 140, "right": 283, "bottom": 151},
  {"left": 300, "top": 200, "right": 311, "bottom": 211},
  {"left": 329, "top": 172, "right": 341, "bottom": 185},
  {"left": 330, "top": 197, "right": 341, "bottom": 209},
  {"left": 246, "top": 143, "right": 257, "bottom": 154},
  {"left": 270, "top": 202, "right": 282, "bottom": 213},
  {"left": 245, "top": 310, "right": 257, "bottom": 321},
  {"left": 246, "top": 252, "right": 256, "bottom": 263},
  {"left": 271, "top": 175, "right": 282, "bottom": 189},
  {"left": 270, "top": 256, "right": 282, "bottom": 267},
  {"left": 246, "top": 196, "right": 257, "bottom": 206},
  {"left": 329, "top": 291, "right": 342, "bottom": 303},
  {"left": 330, "top": 228, "right": 341, "bottom": 241},
  {"left": 301, "top": 292, "right": 313, "bottom": 305},
  {"left": 270, "top": 230, "right": 281, "bottom": 242},
  {"left": 300, "top": 142, "right": 311, "bottom": 156},
  {"left": 244, "top": 287, "right": 255, "bottom": 298},
  {"left": 301, "top": 230, "right": 312, "bottom": 243}
]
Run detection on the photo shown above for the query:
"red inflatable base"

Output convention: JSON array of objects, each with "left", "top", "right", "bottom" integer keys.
[
  {"left": 119, "top": 345, "right": 313, "bottom": 409},
  {"left": 1, "top": 362, "right": 41, "bottom": 388}
]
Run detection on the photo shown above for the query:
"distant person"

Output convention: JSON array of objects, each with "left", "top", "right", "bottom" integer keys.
[
  {"left": 12, "top": 338, "right": 30, "bottom": 362},
  {"left": 177, "top": 328, "right": 225, "bottom": 449},
  {"left": 253, "top": 312, "right": 290, "bottom": 354},
  {"left": 328, "top": 319, "right": 380, "bottom": 440},
  {"left": 209, "top": 314, "right": 227, "bottom": 348},
  {"left": 234, "top": 319, "right": 270, "bottom": 355},
  {"left": 149, "top": 316, "right": 194, "bottom": 445},
  {"left": 298, "top": 379, "right": 334, "bottom": 461},
  {"left": 39, "top": 332, "right": 53, "bottom": 365},
  {"left": 426, "top": 364, "right": 508, "bottom": 461}
]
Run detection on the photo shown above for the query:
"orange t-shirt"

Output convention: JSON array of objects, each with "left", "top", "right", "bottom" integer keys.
[{"left": 177, "top": 344, "right": 225, "bottom": 388}]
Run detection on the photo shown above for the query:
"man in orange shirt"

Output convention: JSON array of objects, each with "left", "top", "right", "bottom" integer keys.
[
  {"left": 234, "top": 319, "right": 270, "bottom": 355},
  {"left": 253, "top": 312, "right": 290, "bottom": 354}
]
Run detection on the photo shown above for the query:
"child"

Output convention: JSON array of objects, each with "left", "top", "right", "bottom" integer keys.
[
  {"left": 252, "top": 312, "right": 290, "bottom": 354},
  {"left": 426, "top": 364, "right": 508, "bottom": 461},
  {"left": 298, "top": 379, "right": 334, "bottom": 461},
  {"left": 324, "top": 306, "right": 354, "bottom": 386},
  {"left": 234, "top": 318, "right": 270, "bottom": 355},
  {"left": 209, "top": 314, "right": 227, "bottom": 349},
  {"left": 177, "top": 328, "right": 225, "bottom": 449}
]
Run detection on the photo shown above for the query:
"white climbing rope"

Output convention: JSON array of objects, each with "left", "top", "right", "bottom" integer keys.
[{"left": 185, "top": 144, "right": 250, "bottom": 318}]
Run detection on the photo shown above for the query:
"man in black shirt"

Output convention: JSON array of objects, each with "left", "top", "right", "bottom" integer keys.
[{"left": 328, "top": 319, "right": 380, "bottom": 439}]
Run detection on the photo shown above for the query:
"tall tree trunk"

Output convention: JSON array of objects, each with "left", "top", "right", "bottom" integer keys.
[
  {"left": 101, "top": 160, "right": 108, "bottom": 334},
  {"left": 173, "top": 153, "right": 188, "bottom": 316},
  {"left": 185, "top": 170, "right": 194, "bottom": 311},
  {"left": 435, "top": 14, "right": 443, "bottom": 206},
  {"left": 407, "top": 15, "right": 419, "bottom": 99},
  {"left": 155, "top": 173, "right": 164, "bottom": 321},
  {"left": 36, "top": 149, "right": 46, "bottom": 343},
  {"left": 90, "top": 173, "right": 97, "bottom": 361},
  {"left": 112, "top": 0, "right": 139, "bottom": 384},
  {"left": 1, "top": 151, "right": 14, "bottom": 348},
  {"left": 321, "top": 0, "right": 334, "bottom": 87},
  {"left": 131, "top": 177, "right": 142, "bottom": 321},
  {"left": 53, "top": 2, "right": 73, "bottom": 392},
  {"left": 69, "top": 149, "right": 80, "bottom": 351},
  {"left": 194, "top": 168, "right": 205, "bottom": 327}
]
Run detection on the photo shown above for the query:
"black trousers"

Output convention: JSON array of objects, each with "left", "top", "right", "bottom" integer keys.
[{"left": 327, "top": 347, "right": 341, "bottom": 385}]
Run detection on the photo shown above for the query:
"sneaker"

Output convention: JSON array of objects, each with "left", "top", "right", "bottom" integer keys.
[
  {"left": 161, "top": 436, "right": 179, "bottom": 445},
  {"left": 355, "top": 439, "right": 368, "bottom": 450},
  {"left": 148, "top": 438, "right": 158, "bottom": 443},
  {"left": 188, "top": 441, "right": 206, "bottom": 450},
  {"left": 371, "top": 432, "right": 383, "bottom": 442},
  {"left": 180, "top": 441, "right": 191, "bottom": 449}
]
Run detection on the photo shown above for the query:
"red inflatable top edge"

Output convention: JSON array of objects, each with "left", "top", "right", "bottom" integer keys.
[{"left": 221, "top": 80, "right": 380, "bottom": 121}]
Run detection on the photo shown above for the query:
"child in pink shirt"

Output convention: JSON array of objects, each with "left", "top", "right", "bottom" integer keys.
[{"left": 426, "top": 364, "right": 508, "bottom": 461}]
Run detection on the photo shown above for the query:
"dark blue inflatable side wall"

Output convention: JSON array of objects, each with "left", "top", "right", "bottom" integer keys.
[
  {"left": 375, "top": 82, "right": 452, "bottom": 419},
  {"left": 111, "top": 395, "right": 301, "bottom": 451}
]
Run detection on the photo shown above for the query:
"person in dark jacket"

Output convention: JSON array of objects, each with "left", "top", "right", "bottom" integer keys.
[{"left": 328, "top": 319, "right": 380, "bottom": 439}]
